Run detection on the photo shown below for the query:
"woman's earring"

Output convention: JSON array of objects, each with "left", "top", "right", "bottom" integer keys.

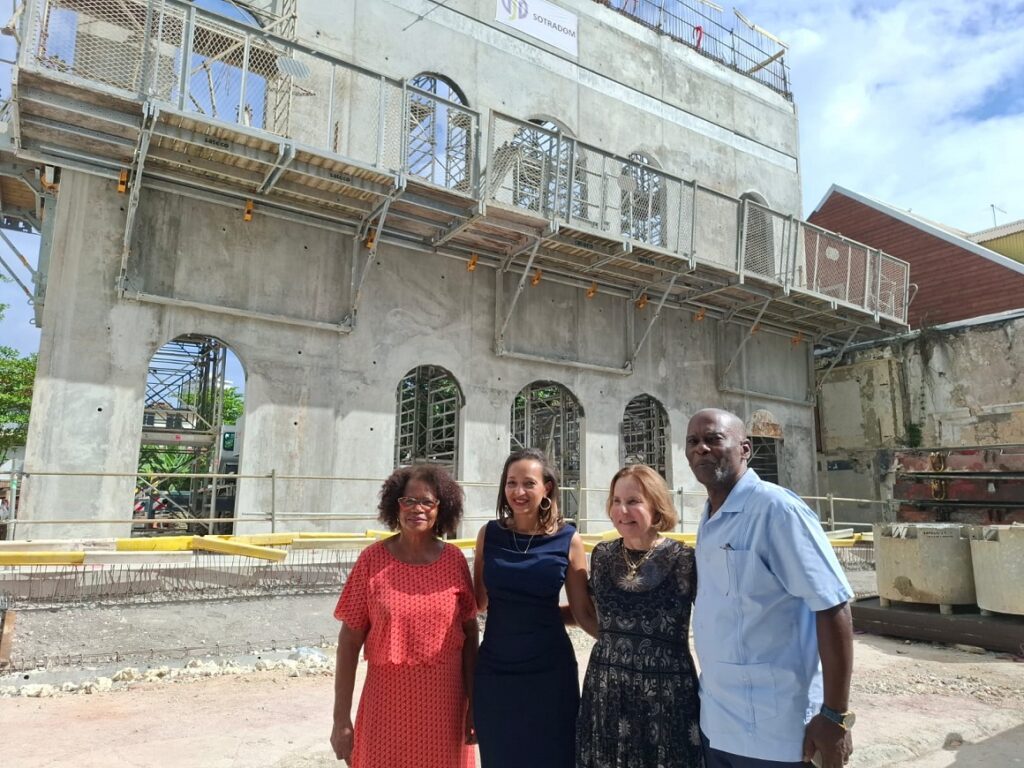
[{"left": 539, "top": 496, "right": 552, "bottom": 512}]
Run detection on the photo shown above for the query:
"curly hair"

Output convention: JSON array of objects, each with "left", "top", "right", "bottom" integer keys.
[
  {"left": 495, "top": 447, "right": 562, "bottom": 530},
  {"left": 606, "top": 464, "right": 678, "bottom": 532},
  {"left": 378, "top": 464, "right": 464, "bottom": 538}
]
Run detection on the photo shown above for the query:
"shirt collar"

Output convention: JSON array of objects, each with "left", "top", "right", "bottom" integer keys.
[{"left": 701, "top": 468, "right": 761, "bottom": 522}]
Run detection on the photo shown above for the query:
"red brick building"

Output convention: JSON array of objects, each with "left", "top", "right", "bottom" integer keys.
[{"left": 809, "top": 186, "right": 1024, "bottom": 328}]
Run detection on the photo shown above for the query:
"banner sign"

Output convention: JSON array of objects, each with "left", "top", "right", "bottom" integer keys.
[{"left": 495, "top": 0, "right": 579, "bottom": 57}]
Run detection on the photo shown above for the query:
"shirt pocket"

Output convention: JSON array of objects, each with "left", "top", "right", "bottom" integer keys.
[
  {"left": 707, "top": 660, "right": 779, "bottom": 730},
  {"left": 724, "top": 548, "right": 779, "bottom": 597}
]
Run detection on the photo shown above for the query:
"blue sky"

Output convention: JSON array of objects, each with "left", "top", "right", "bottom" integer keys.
[{"left": 2, "top": 0, "right": 1022, "bottom": 364}]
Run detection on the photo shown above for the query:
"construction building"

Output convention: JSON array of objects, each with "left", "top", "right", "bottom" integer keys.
[{"left": 0, "top": 0, "right": 910, "bottom": 539}]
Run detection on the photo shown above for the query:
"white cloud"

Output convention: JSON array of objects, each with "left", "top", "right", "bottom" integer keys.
[{"left": 740, "top": 0, "right": 1024, "bottom": 230}]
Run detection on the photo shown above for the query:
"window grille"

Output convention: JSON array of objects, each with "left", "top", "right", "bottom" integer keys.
[
  {"left": 621, "top": 394, "right": 669, "bottom": 478},
  {"left": 509, "top": 120, "right": 588, "bottom": 220},
  {"left": 749, "top": 436, "right": 780, "bottom": 485},
  {"left": 742, "top": 195, "right": 775, "bottom": 279},
  {"left": 620, "top": 153, "right": 665, "bottom": 246},
  {"left": 510, "top": 381, "right": 582, "bottom": 520},
  {"left": 394, "top": 366, "right": 463, "bottom": 475},
  {"left": 407, "top": 74, "right": 471, "bottom": 190}
]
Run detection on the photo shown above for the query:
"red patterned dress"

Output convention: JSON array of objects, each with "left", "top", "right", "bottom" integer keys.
[{"left": 335, "top": 541, "right": 476, "bottom": 768}]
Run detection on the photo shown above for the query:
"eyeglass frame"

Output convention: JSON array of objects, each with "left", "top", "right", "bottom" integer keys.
[{"left": 397, "top": 496, "right": 440, "bottom": 511}]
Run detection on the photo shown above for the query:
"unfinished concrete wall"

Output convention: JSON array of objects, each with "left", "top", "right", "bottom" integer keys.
[
  {"left": 816, "top": 314, "right": 1024, "bottom": 524},
  {"left": 20, "top": 168, "right": 815, "bottom": 538},
  {"left": 298, "top": 0, "right": 801, "bottom": 212},
  {"left": 17, "top": 0, "right": 814, "bottom": 539}
]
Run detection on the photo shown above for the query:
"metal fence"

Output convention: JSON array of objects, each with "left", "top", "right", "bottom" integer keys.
[
  {"left": 598, "top": 0, "right": 791, "bottom": 98},
  {"left": 486, "top": 113, "right": 696, "bottom": 258},
  {"left": 19, "top": 0, "right": 906, "bottom": 320},
  {"left": 485, "top": 116, "right": 910, "bottom": 323},
  {"left": 21, "top": 0, "right": 480, "bottom": 194},
  {"left": 1, "top": 469, "right": 891, "bottom": 538}
]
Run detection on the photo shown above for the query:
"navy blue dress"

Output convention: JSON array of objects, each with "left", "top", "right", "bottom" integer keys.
[{"left": 474, "top": 520, "right": 579, "bottom": 768}]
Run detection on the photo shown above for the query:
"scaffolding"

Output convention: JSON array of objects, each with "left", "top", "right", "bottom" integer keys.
[
  {"left": 394, "top": 366, "right": 463, "bottom": 474},
  {"left": 138, "top": 334, "right": 231, "bottom": 534},
  {"left": 6, "top": 0, "right": 910, "bottom": 368},
  {"left": 511, "top": 382, "right": 582, "bottom": 519}
]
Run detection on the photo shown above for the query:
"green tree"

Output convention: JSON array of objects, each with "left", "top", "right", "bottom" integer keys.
[
  {"left": 221, "top": 385, "right": 244, "bottom": 425},
  {"left": 177, "top": 384, "right": 244, "bottom": 426},
  {"left": 0, "top": 345, "right": 36, "bottom": 466}
]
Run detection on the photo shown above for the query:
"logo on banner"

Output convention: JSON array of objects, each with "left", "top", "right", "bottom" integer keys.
[{"left": 502, "top": 0, "right": 529, "bottom": 19}]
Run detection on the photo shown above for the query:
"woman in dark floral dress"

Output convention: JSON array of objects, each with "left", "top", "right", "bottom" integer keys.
[{"left": 576, "top": 464, "right": 703, "bottom": 768}]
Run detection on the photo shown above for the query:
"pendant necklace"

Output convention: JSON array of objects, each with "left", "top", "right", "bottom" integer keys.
[
  {"left": 509, "top": 523, "right": 541, "bottom": 554},
  {"left": 621, "top": 538, "right": 660, "bottom": 581}
]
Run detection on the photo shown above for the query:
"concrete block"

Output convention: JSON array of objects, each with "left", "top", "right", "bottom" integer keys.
[
  {"left": 875, "top": 523, "right": 976, "bottom": 609},
  {"left": 969, "top": 525, "right": 1024, "bottom": 616}
]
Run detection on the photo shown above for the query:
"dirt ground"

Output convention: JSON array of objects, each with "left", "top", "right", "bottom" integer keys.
[{"left": 2, "top": 575, "right": 1023, "bottom": 768}]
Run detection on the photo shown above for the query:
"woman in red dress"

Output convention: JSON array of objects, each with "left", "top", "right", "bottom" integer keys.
[{"left": 331, "top": 464, "right": 478, "bottom": 768}]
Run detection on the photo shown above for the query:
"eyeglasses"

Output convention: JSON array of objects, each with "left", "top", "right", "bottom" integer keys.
[{"left": 397, "top": 496, "right": 439, "bottom": 511}]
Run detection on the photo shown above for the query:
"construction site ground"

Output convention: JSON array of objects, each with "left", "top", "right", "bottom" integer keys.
[{"left": 2, "top": 572, "right": 1022, "bottom": 768}]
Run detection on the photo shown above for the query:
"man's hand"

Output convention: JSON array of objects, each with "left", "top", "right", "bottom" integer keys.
[
  {"left": 330, "top": 719, "right": 355, "bottom": 764},
  {"left": 802, "top": 714, "right": 852, "bottom": 767}
]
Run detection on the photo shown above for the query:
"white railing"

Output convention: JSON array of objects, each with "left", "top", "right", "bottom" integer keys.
[{"left": 485, "top": 115, "right": 910, "bottom": 322}]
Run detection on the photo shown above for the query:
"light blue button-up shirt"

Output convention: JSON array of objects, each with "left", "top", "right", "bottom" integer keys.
[{"left": 693, "top": 469, "right": 852, "bottom": 762}]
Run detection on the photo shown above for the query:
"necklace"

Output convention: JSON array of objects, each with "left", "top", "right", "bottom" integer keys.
[
  {"left": 621, "top": 538, "right": 660, "bottom": 581},
  {"left": 508, "top": 522, "right": 544, "bottom": 554}
]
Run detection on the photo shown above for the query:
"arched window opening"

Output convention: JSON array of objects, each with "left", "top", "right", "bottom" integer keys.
[
  {"left": 191, "top": 0, "right": 261, "bottom": 25},
  {"left": 621, "top": 394, "right": 669, "bottom": 479},
  {"left": 620, "top": 153, "right": 665, "bottom": 246},
  {"left": 395, "top": 366, "right": 464, "bottom": 475},
  {"left": 741, "top": 192, "right": 775, "bottom": 279},
  {"left": 503, "top": 119, "right": 587, "bottom": 220},
  {"left": 137, "top": 334, "right": 245, "bottom": 536},
  {"left": 748, "top": 408, "right": 782, "bottom": 485},
  {"left": 407, "top": 74, "right": 472, "bottom": 190},
  {"left": 510, "top": 381, "right": 583, "bottom": 521}
]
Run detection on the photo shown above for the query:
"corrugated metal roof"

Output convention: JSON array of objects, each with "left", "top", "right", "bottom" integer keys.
[{"left": 969, "top": 218, "right": 1024, "bottom": 243}]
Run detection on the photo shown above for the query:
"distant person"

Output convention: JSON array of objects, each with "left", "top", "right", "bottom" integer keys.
[
  {"left": 0, "top": 492, "right": 10, "bottom": 540},
  {"left": 686, "top": 408, "right": 854, "bottom": 768},
  {"left": 576, "top": 464, "right": 703, "bottom": 768},
  {"left": 472, "top": 448, "right": 591, "bottom": 768},
  {"left": 331, "top": 464, "right": 477, "bottom": 768}
]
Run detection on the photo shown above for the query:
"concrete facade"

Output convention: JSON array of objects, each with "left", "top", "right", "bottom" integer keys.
[{"left": 17, "top": 0, "right": 822, "bottom": 538}]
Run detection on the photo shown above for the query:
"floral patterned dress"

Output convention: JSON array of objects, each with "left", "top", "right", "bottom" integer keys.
[{"left": 577, "top": 538, "right": 704, "bottom": 768}]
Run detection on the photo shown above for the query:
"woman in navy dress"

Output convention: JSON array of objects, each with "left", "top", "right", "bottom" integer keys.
[{"left": 472, "top": 448, "right": 594, "bottom": 768}]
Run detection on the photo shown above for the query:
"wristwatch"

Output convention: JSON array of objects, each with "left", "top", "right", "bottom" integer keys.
[{"left": 819, "top": 704, "right": 856, "bottom": 730}]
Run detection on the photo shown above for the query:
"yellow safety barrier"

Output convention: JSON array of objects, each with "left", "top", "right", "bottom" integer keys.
[
  {"left": 365, "top": 529, "right": 397, "bottom": 540},
  {"left": 295, "top": 532, "right": 367, "bottom": 539},
  {"left": 664, "top": 532, "right": 698, "bottom": 546},
  {"left": 290, "top": 536, "right": 379, "bottom": 550},
  {"left": 0, "top": 551, "right": 87, "bottom": 565},
  {"left": 116, "top": 536, "right": 194, "bottom": 552},
  {"left": 190, "top": 537, "right": 288, "bottom": 562},
  {"left": 448, "top": 538, "right": 476, "bottom": 550},
  {"left": 227, "top": 533, "right": 295, "bottom": 547}
]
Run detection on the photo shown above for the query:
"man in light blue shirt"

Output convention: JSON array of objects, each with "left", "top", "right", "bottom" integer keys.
[{"left": 688, "top": 409, "right": 854, "bottom": 768}]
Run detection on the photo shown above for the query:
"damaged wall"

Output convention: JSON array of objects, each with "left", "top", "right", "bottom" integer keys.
[{"left": 816, "top": 312, "right": 1024, "bottom": 523}]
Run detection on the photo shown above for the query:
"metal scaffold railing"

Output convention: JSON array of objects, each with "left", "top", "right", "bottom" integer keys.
[
  {"left": 598, "top": 0, "right": 792, "bottom": 98},
  {"left": 10, "top": 0, "right": 909, "bottom": 344}
]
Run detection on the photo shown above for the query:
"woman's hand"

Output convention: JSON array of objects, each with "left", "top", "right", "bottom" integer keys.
[
  {"left": 464, "top": 708, "right": 477, "bottom": 745},
  {"left": 331, "top": 719, "right": 355, "bottom": 764}
]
